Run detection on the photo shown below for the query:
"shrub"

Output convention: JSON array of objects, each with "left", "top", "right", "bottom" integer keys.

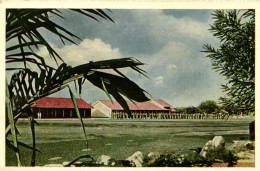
[
  {"left": 182, "top": 151, "right": 209, "bottom": 166},
  {"left": 143, "top": 152, "right": 209, "bottom": 167},
  {"left": 143, "top": 153, "right": 183, "bottom": 167},
  {"left": 143, "top": 147, "right": 238, "bottom": 167},
  {"left": 205, "top": 146, "right": 238, "bottom": 166}
]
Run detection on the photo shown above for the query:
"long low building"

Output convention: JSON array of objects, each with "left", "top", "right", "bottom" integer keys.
[
  {"left": 91, "top": 99, "right": 176, "bottom": 118},
  {"left": 31, "top": 97, "right": 93, "bottom": 118}
]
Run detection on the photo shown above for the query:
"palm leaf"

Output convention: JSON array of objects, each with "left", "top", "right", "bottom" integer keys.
[
  {"left": 6, "top": 56, "right": 150, "bottom": 135},
  {"left": 83, "top": 9, "right": 114, "bottom": 23},
  {"left": 6, "top": 9, "right": 115, "bottom": 70},
  {"left": 6, "top": 139, "right": 41, "bottom": 153},
  {"left": 6, "top": 9, "right": 150, "bottom": 166},
  {"left": 6, "top": 77, "right": 21, "bottom": 166},
  {"left": 68, "top": 87, "right": 88, "bottom": 150},
  {"left": 86, "top": 70, "right": 149, "bottom": 102},
  {"left": 64, "top": 155, "right": 94, "bottom": 167},
  {"left": 85, "top": 70, "right": 149, "bottom": 116},
  {"left": 28, "top": 116, "right": 37, "bottom": 166}
]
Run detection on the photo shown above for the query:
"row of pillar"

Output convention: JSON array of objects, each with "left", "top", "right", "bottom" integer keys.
[{"left": 111, "top": 112, "right": 223, "bottom": 120}]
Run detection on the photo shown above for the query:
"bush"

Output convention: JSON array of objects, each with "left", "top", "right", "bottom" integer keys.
[
  {"left": 143, "top": 147, "right": 238, "bottom": 167},
  {"left": 143, "top": 153, "right": 183, "bottom": 167},
  {"left": 182, "top": 151, "right": 209, "bottom": 166},
  {"left": 143, "top": 152, "right": 210, "bottom": 167},
  {"left": 205, "top": 146, "right": 238, "bottom": 166}
]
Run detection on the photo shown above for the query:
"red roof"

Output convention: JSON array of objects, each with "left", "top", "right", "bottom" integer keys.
[
  {"left": 99, "top": 100, "right": 167, "bottom": 111},
  {"left": 153, "top": 99, "right": 173, "bottom": 108},
  {"left": 170, "top": 108, "right": 176, "bottom": 112},
  {"left": 32, "top": 97, "right": 93, "bottom": 109}
]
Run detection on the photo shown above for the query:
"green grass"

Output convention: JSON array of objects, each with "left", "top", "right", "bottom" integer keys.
[{"left": 6, "top": 118, "right": 254, "bottom": 166}]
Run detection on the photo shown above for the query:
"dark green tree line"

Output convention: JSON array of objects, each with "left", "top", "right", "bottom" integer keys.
[
  {"left": 175, "top": 100, "right": 219, "bottom": 114},
  {"left": 198, "top": 100, "right": 219, "bottom": 114}
]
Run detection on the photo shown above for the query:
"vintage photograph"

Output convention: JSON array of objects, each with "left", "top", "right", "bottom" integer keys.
[{"left": 4, "top": 2, "right": 255, "bottom": 168}]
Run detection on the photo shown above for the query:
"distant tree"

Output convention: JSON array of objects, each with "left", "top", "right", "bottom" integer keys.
[
  {"left": 198, "top": 100, "right": 219, "bottom": 114},
  {"left": 202, "top": 10, "right": 255, "bottom": 115},
  {"left": 175, "top": 107, "right": 186, "bottom": 113},
  {"left": 185, "top": 106, "right": 199, "bottom": 114},
  {"left": 175, "top": 106, "right": 199, "bottom": 114}
]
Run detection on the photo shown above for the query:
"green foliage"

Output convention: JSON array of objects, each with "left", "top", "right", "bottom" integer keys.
[
  {"left": 5, "top": 78, "right": 21, "bottom": 166},
  {"left": 203, "top": 9, "right": 255, "bottom": 115},
  {"left": 182, "top": 151, "right": 208, "bottom": 166},
  {"left": 218, "top": 97, "right": 239, "bottom": 116},
  {"left": 6, "top": 9, "right": 113, "bottom": 69},
  {"left": 143, "top": 152, "right": 209, "bottom": 167},
  {"left": 176, "top": 101, "right": 220, "bottom": 114},
  {"left": 205, "top": 146, "right": 238, "bottom": 165},
  {"left": 143, "top": 148, "right": 238, "bottom": 167},
  {"left": 143, "top": 153, "right": 182, "bottom": 167},
  {"left": 174, "top": 107, "right": 186, "bottom": 113},
  {"left": 175, "top": 106, "right": 199, "bottom": 114},
  {"left": 68, "top": 86, "right": 88, "bottom": 149},
  {"left": 198, "top": 100, "right": 219, "bottom": 114},
  {"left": 186, "top": 106, "right": 199, "bottom": 114}
]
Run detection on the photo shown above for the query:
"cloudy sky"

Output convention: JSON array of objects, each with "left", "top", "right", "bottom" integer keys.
[{"left": 7, "top": 9, "right": 228, "bottom": 107}]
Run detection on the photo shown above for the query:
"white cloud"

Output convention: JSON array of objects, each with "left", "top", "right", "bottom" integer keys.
[
  {"left": 37, "top": 38, "right": 123, "bottom": 67},
  {"left": 134, "top": 39, "right": 226, "bottom": 107},
  {"left": 167, "top": 64, "right": 177, "bottom": 70},
  {"left": 132, "top": 10, "right": 212, "bottom": 43},
  {"left": 155, "top": 76, "right": 164, "bottom": 84},
  {"left": 168, "top": 85, "right": 226, "bottom": 107},
  {"left": 140, "top": 41, "right": 191, "bottom": 73},
  {"left": 177, "top": 17, "right": 211, "bottom": 40},
  {"left": 35, "top": 38, "right": 131, "bottom": 101}
]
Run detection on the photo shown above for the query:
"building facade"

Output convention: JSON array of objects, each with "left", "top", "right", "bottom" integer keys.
[
  {"left": 91, "top": 99, "right": 176, "bottom": 118},
  {"left": 30, "top": 97, "right": 93, "bottom": 119}
]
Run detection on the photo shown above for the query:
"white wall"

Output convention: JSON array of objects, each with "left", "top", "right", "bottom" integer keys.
[{"left": 92, "top": 101, "right": 112, "bottom": 118}]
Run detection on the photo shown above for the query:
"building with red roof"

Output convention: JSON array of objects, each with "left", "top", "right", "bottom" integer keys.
[
  {"left": 31, "top": 97, "right": 93, "bottom": 118},
  {"left": 150, "top": 99, "right": 176, "bottom": 112},
  {"left": 91, "top": 99, "right": 176, "bottom": 118}
]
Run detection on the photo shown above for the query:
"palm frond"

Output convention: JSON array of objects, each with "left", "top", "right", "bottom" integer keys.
[
  {"left": 6, "top": 57, "right": 149, "bottom": 134},
  {"left": 6, "top": 77, "right": 21, "bottom": 166},
  {"left": 6, "top": 9, "right": 114, "bottom": 71},
  {"left": 68, "top": 87, "right": 88, "bottom": 148},
  {"left": 6, "top": 9, "right": 149, "bottom": 166}
]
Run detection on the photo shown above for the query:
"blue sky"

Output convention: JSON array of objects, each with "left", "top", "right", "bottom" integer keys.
[{"left": 7, "top": 9, "right": 227, "bottom": 107}]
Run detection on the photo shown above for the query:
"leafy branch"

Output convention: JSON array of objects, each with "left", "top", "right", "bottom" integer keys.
[{"left": 202, "top": 9, "right": 255, "bottom": 115}]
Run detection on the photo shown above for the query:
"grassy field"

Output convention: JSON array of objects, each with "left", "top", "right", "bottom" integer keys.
[{"left": 6, "top": 117, "right": 254, "bottom": 166}]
